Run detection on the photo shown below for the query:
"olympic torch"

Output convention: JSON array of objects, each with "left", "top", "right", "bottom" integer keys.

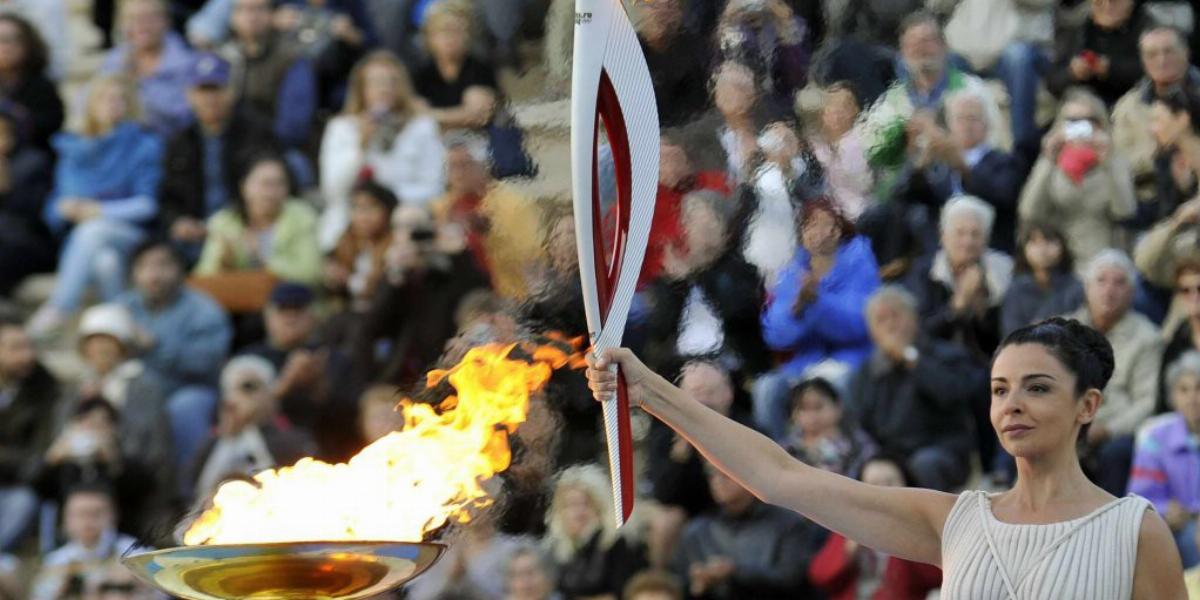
[{"left": 571, "top": 0, "right": 660, "bottom": 527}]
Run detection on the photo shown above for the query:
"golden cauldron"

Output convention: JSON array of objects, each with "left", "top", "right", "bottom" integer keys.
[{"left": 121, "top": 541, "right": 445, "bottom": 600}]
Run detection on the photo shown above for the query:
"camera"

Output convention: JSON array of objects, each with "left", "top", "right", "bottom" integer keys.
[
  {"left": 409, "top": 227, "right": 436, "bottom": 243},
  {"left": 1063, "top": 119, "right": 1094, "bottom": 142}
]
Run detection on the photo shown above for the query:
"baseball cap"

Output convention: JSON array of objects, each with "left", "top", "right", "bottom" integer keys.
[{"left": 188, "top": 52, "right": 231, "bottom": 88}]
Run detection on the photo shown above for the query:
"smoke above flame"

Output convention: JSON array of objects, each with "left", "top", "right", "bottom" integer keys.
[{"left": 184, "top": 340, "right": 584, "bottom": 546}]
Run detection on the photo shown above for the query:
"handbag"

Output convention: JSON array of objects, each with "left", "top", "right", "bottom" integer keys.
[{"left": 945, "top": 0, "right": 1021, "bottom": 71}]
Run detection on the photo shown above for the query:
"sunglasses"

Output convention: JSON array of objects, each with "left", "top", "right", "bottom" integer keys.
[{"left": 97, "top": 581, "right": 137, "bottom": 593}]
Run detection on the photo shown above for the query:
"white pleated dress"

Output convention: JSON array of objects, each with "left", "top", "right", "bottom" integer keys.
[{"left": 941, "top": 490, "right": 1151, "bottom": 599}]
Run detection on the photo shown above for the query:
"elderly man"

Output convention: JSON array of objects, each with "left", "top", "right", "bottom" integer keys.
[
  {"left": 893, "top": 89, "right": 1028, "bottom": 253},
  {"left": 864, "top": 11, "right": 1003, "bottom": 170},
  {"left": 1070, "top": 249, "right": 1164, "bottom": 495},
  {"left": 1113, "top": 26, "right": 1200, "bottom": 199},
  {"left": 100, "top": 0, "right": 194, "bottom": 135},
  {"left": 846, "top": 285, "right": 982, "bottom": 491}
]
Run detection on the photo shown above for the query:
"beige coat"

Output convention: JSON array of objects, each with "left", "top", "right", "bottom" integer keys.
[
  {"left": 1071, "top": 307, "right": 1164, "bottom": 436},
  {"left": 1018, "top": 154, "right": 1137, "bottom": 277},
  {"left": 1111, "top": 87, "right": 1159, "bottom": 197}
]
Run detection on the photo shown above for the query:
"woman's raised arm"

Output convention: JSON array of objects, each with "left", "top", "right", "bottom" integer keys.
[{"left": 588, "top": 348, "right": 957, "bottom": 566}]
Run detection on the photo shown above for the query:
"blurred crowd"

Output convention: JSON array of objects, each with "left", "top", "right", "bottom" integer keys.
[{"left": 8, "top": 0, "right": 1200, "bottom": 599}]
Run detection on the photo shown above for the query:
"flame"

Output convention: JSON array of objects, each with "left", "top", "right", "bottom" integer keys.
[{"left": 184, "top": 340, "right": 582, "bottom": 545}]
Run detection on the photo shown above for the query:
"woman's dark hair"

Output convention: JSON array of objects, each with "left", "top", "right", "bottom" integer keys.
[
  {"left": 0, "top": 14, "right": 48, "bottom": 78},
  {"left": 1014, "top": 221, "right": 1074, "bottom": 275},
  {"left": 128, "top": 237, "right": 185, "bottom": 272},
  {"left": 232, "top": 151, "right": 293, "bottom": 220},
  {"left": 1155, "top": 85, "right": 1200, "bottom": 130},
  {"left": 994, "top": 317, "right": 1116, "bottom": 439},
  {"left": 351, "top": 178, "right": 399, "bottom": 214},
  {"left": 788, "top": 376, "right": 840, "bottom": 413},
  {"left": 799, "top": 196, "right": 856, "bottom": 242}
]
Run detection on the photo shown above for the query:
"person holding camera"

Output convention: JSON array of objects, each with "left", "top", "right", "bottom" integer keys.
[
  {"left": 1018, "top": 88, "right": 1137, "bottom": 277},
  {"left": 352, "top": 205, "right": 489, "bottom": 385}
]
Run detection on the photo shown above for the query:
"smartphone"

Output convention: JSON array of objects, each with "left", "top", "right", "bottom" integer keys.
[{"left": 1063, "top": 119, "right": 1094, "bottom": 142}]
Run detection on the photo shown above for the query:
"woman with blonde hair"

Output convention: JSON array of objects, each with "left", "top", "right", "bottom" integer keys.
[
  {"left": 1018, "top": 87, "right": 1137, "bottom": 274},
  {"left": 413, "top": 0, "right": 498, "bottom": 132},
  {"left": 28, "top": 73, "right": 162, "bottom": 337},
  {"left": 544, "top": 464, "right": 646, "bottom": 600},
  {"left": 318, "top": 50, "right": 445, "bottom": 249}
]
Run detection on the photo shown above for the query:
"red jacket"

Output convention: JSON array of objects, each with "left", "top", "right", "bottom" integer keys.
[
  {"left": 602, "top": 171, "right": 730, "bottom": 288},
  {"left": 809, "top": 532, "right": 942, "bottom": 600}
]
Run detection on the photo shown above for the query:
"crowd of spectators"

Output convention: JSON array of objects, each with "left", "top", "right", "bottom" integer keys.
[{"left": 10, "top": 0, "right": 1200, "bottom": 599}]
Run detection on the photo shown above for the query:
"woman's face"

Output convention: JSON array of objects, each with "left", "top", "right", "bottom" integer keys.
[
  {"left": 791, "top": 388, "right": 841, "bottom": 440},
  {"left": 942, "top": 213, "right": 987, "bottom": 269},
  {"left": 821, "top": 89, "right": 858, "bottom": 140},
  {"left": 1059, "top": 101, "right": 1099, "bottom": 130},
  {"left": 682, "top": 200, "right": 727, "bottom": 264},
  {"left": 506, "top": 553, "right": 551, "bottom": 600},
  {"left": 242, "top": 161, "right": 289, "bottom": 223},
  {"left": 91, "top": 83, "right": 130, "bottom": 132},
  {"left": 1023, "top": 230, "right": 1064, "bottom": 273},
  {"left": 428, "top": 17, "right": 469, "bottom": 62},
  {"left": 1178, "top": 270, "right": 1200, "bottom": 319},
  {"left": 560, "top": 486, "right": 599, "bottom": 540},
  {"left": 861, "top": 460, "right": 905, "bottom": 487},
  {"left": 362, "top": 62, "right": 400, "bottom": 114},
  {"left": 0, "top": 21, "right": 27, "bottom": 73},
  {"left": 1172, "top": 372, "right": 1200, "bottom": 429},
  {"left": 990, "top": 344, "right": 1095, "bottom": 459},
  {"left": 350, "top": 192, "right": 390, "bottom": 240},
  {"left": 122, "top": 0, "right": 168, "bottom": 51},
  {"left": 800, "top": 208, "right": 841, "bottom": 257}
]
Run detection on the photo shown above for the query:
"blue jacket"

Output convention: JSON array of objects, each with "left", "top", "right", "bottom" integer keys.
[
  {"left": 44, "top": 122, "right": 163, "bottom": 234},
  {"left": 762, "top": 236, "right": 880, "bottom": 377},
  {"left": 117, "top": 287, "right": 232, "bottom": 391}
]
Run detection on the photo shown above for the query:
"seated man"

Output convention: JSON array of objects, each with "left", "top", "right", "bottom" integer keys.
[
  {"left": 100, "top": 0, "right": 194, "bottom": 135},
  {"left": 0, "top": 315, "right": 63, "bottom": 552},
  {"left": 29, "top": 483, "right": 140, "bottom": 600},
  {"left": 1070, "top": 249, "right": 1163, "bottom": 496},
  {"left": 117, "top": 240, "right": 233, "bottom": 475},
  {"left": 845, "top": 285, "right": 981, "bottom": 491},
  {"left": 671, "top": 461, "right": 826, "bottom": 600},
  {"left": 239, "top": 282, "right": 358, "bottom": 460},
  {"left": 160, "top": 52, "right": 283, "bottom": 264},
  {"left": 190, "top": 355, "right": 317, "bottom": 500}
]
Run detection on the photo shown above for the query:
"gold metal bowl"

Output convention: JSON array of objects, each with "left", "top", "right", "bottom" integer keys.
[{"left": 121, "top": 541, "right": 445, "bottom": 600}]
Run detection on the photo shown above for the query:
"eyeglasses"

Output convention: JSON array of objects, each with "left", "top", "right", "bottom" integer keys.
[
  {"left": 97, "top": 581, "right": 137, "bottom": 593},
  {"left": 235, "top": 380, "right": 264, "bottom": 394}
]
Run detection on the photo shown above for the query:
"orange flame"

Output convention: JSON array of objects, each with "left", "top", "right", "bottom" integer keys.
[{"left": 184, "top": 340, "right": 581, "bottom": 545}]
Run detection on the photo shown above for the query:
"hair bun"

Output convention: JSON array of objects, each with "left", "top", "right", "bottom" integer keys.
[{"left": 1052, "top": 317, "right": 1116, "bottom": 388}]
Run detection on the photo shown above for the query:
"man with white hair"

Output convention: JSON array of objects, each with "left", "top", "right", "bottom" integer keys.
[
  {"left": 189, "top": 354, "right": 316, "bottom": 499},
  {"left": 905, "top": 195, "right": 1013, "bottom": 363},
  {"left": 1070, "top": 248, "right": 1164, "bottom": 495},
  {"left": 431, "top": 132, "right": 542, "bottom": 300},
  {"left": 893, "top": 89, "right": 1029, "bottom": 253}
]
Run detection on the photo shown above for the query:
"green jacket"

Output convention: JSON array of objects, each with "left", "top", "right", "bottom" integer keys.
[{"left": 195, "top": 200, "right": 322, "bottom": 285}]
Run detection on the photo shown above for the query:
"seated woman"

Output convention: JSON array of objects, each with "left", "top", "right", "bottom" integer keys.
[
  {"left": 808, "top": 456, "right": 942, "bottom": 600},
  {"left": 324, "top": 177, "right": 397, "bottom": 313},
  {"left": 1001, "top": 222, "right": 1085, "bottom": 336},
  {"left": 1130, "top": 350, "right": 1200, "bottom": 569},
  {"left": 811, "top": 83, "right": 872, "bottom": 221},
  {"left": 544, "top": 464, "right": 647, "bottom": 599},
  {"left": 28, "top": 74, "right": 162, "bottom": 338},
  {"left": 1018, "top": 87, "right": 1137, "bottom": 275},
  {"left": 413, "top": 1, "right": 497, "bottom": 132},
  {"left": 319, "top": 50, "right": 445, "bottom": 249},
  {"left": 195, "top": 152, "right": 322, "bottom": 287},
  {"left": 755, "top": 197, "right": 880, "bottom": 441},
  {"left": 783, "top": 377, "right": 877, "bottom": 479}
]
